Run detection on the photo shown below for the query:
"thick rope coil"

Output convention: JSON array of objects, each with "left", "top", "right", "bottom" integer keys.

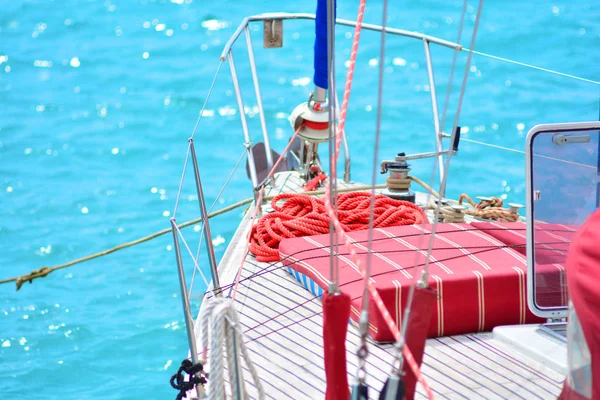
[
  {"left": 248, "top": 191, "right": 427, "bottom": 262},
  {"left": 440, "top": 208, "right": 465, "bottom": 223},
  {"left": 201, "top": 298, "right": 264, "bottom": 400},
  {"left": 386, "top": 177, "right": 411, "bottom": 191},
  {"left": 439, "top": 206, "right": 466, "bottom": 223},
  {"left": 425, "top": 199, "right": 465, "bottom": 223}
]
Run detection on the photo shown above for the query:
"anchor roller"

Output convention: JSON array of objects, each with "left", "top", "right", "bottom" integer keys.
[{"left": 289, "top": 89, "right": 336, "bottom": 143}]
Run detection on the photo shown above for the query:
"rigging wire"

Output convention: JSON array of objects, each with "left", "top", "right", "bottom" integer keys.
[
  {"left": 172, "top": 61, "right": 224, "bottom": 220},
  {"left": 469, "top": 50, "right": 600, "bottom": 86},
  {"left": 190, "top": 61, "right": 224, "bottom": 140},
  {"left": 402, "top": 0, "right": 469, "bottom": 329},
  {"left": 326, "top": 0, "right": 368, "bottom": 292},
  {"left": 175, "top": 225, "right": 211, "bottom": 291},
  {"left": 459, "top": 137, "right": 597, "bottom": 169},
  {"left": 188, "top": 148, "right": 247, "bottom": 302},
  {"left": 326, "top": 0, "right": 340, "bottom": 294},
  {"left": 439, "top": 0, "right": 469, "bottom": 137},
  {"left": 230, "top": 124, "right": 304, "bottom": 302},
  {"left": 399, "top": 0, "right": 470, "bottom": 354},
  {"left": 388, "top": 2, "right": 490, "bottom": 378},
  {"left": 421, "top": 0, "right": 486, "bottom": 284},
  {"left": 316, "top": 0, "right": 434, "bottom": 396},
  {"left": 364, "top": 0, "right": 390, "bottom": 312},
  {"left": 399, "top": 0, "right": 487, "bottom": 337},
  {"left": 172, "top": 144, "right": 191, "bottom": 220}
]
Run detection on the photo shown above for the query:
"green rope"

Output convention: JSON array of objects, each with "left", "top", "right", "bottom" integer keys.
[
  {"left": 1, "top": 184, "right": 387, "bottom": 292},
  {"left": 1, "top": 198, "right": 254, "bottom": 291}
]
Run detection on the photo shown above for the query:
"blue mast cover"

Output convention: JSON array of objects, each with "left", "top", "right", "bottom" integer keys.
[{"left": 314, "top": 0, "right": 336, "bottom": 89}]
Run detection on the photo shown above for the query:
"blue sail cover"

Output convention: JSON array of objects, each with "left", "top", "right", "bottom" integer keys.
[{"left": 314, "top": 0, "right": 336, "bottom": 89}]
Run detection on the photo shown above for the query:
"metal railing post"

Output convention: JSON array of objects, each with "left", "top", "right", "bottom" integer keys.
[
  {"left": 189, "top": 139, "right": 222, "bottom": 296},
  {"left": 170, "top": 218, "right": 203, "bottom": 399},
  {"left": 334, "top": 89, "right": 352, "bottom": 183},
  {"left": 244, "top": 26, "right": 274, "bottom": 181},
  {"left": 423, "top": 39, "right": 445, "bottom": 183},
  {"left": 228, "top": 52, "right": 259, "bottom": 194}
]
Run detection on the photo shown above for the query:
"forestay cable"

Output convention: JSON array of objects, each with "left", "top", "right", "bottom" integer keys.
[{"left": 469, "top": 49, "right": 600, "bottom": 86}]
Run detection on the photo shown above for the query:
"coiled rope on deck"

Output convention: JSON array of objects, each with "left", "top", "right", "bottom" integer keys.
[{"left": 248, "top": 191, "right": 427, "bottom": 263}]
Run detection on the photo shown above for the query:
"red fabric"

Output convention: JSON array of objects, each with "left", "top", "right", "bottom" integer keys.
[
  {"left": 470, "top": 221, "right": 577, "bottom": 264},
  {"left": 402, "top": 287, "right": 437, "bottom": 400},
  {"left": 279, "top": 223, "right": 543, "bottom": 342},
  {"left": 565, "top": 209, "right": 600, "bottom": 400},
  {"left": 322, "top": 291, "right": 351, "bottom": 400},
  {"left": 470, "top": 222, "right": 578, "bottom": 309},
  {"left": 536, "top": 263, "right": 569, "bottom": 308},
  {"left": 558, "top": 381, "right": 591, "bottom": 400}
]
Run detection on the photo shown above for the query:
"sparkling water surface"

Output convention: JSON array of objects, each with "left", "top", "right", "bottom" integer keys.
[{"left": 1, "top": 0, "right": 598, "bottom": 398}]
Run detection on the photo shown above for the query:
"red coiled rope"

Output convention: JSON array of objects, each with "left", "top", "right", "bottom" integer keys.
[{"left": 248, "top": 192, "right": 426, "bottom": 262}]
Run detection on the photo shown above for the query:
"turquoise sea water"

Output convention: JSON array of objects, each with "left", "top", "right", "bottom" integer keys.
[{"left": 0, "top": 1, "right": 598, "bottom": 398}]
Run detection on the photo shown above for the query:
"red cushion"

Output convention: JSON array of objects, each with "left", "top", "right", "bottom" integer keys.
[
  {"left": 536, "top": 263, "right": 568, "bottom": 308},
  {"left": 279, "top": 223, "right": 544, "bottom": 342},
  {"left": 470, "top": 221, "right": 577, "bottom": 265}
]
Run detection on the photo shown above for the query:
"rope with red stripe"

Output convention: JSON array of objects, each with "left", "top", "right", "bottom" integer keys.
[{"left": 320, "top": 0, "right": 435, "bottom": 396}]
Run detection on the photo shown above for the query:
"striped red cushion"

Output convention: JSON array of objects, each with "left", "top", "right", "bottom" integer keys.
[
  {"left": 279, "top": 223, "right": 544, "bottom": 342},
  {"left": 470, "top": 221, "right": 577, "bottom": 265}
]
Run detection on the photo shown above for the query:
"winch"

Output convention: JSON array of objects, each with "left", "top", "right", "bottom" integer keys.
[{"left": 380, "top": 153, "right": 416, "bottom": 203}]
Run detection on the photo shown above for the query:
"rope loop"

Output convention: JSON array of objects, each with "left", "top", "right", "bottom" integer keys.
[
  {"left": 458, "top": 193, "right": 519, "bottom": 222},
  {"left": 15, "top": 266, "right": 52, "bottom": 291},
  {"left": 169, "top": 359, "right": 207, "bottom": 400}
]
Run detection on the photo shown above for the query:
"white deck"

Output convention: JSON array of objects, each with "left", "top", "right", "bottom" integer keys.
[{"left": 195, "top": 171, "right": 565, "bottom": 399}]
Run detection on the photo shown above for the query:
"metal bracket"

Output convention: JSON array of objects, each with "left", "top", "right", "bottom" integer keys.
[
  {"left": 380, "top": 150, "right": 453, "bottom": 174},
  {"left": 552, "top": 134, "right": 590, "bottom": 146},
  {"left": 263, "top": 20, "right": 283, "bottom": 48}
]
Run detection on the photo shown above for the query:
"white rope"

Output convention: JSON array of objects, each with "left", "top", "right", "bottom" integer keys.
[{"left": 202, "top": 298, "right": 264, "bottom": 400}]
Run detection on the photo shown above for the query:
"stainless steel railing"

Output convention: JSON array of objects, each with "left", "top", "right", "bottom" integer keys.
[{"left": 219, "top": 12, "right": 463, "bottom": 188}]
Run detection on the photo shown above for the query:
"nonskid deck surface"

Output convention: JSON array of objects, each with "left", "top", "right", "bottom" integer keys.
[{"left": 196, "top": 172, "right": 564, "bottom": 399}]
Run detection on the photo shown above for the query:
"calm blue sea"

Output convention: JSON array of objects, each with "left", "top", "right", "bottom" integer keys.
[{"left": 0, "top": 0, "right": 598, "bottom": 398}]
